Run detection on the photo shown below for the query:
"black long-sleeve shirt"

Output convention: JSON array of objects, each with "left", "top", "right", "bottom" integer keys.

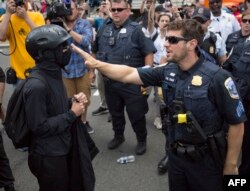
[{"left": 23, "top": 63, "right": 76, "bottom": 156}]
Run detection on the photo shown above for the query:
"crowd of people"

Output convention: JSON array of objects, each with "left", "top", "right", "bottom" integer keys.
[{"left": 0, "top": 0, "right": 250, "bottom": 190}]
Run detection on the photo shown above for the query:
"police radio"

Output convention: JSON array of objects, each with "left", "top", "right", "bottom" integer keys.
[{"left": 108, "top": 37, "right": 115, "bottom": 46}]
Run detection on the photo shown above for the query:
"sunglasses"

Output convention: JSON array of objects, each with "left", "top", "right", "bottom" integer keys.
[
  {"left": 242, "top": 19, "right": 250, "bottom": 24},
  {"left": 165, "top": 36, "right": 189, "bottom": 44},
  {"left": 110, "top": 8, "right": 127, "bottom": 13}
]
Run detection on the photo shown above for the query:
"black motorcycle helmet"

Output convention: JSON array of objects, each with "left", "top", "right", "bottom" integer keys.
[{"left": 25, "top": 24, "right": 71, "bottom": 60}]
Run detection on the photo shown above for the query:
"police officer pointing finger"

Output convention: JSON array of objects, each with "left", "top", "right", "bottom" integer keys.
[{"left": 71, "top": 19, "right": 246, "bottom": 191}]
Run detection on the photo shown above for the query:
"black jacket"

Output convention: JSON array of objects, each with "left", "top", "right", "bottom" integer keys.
[
  {"left": 69, "top": 119, "right": 98, "bottom": 191},
  {"left": 23, "top": 58, "right": 98, "bottom": 190},
  {"left": 23, "top": 60, "right": 76, "bottom": 156}
]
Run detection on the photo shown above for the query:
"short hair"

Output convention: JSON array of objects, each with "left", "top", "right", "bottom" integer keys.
[
  {"left": 242, "top": 9, "right": 250, "bottom": 18},
  {"left": 110, "top": 0, "right": 129, "bottom": 7},
  {"left": 167, "top": 19, "right": 204, "bottom": 46}
]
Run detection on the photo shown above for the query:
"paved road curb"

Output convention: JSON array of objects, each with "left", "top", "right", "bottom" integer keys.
[{"left": 0, "top": 43, "right": 9, "bottom": 48}]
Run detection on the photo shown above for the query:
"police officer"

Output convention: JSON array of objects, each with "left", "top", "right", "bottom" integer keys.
[
  {"left": 223, "top": 39, "right": 250, "bottom": 175},
  {"left": 192, "top": 7, "right": 227, "bottom": 65},
  {"left": 72, "top": 19, "right": 246, "bottom": 191},
  {"left": 92, "top": 0, "right": 156, "bottom": 155},
  {"left": 226, "top": 10, "right": 250, "bottom": 55}
]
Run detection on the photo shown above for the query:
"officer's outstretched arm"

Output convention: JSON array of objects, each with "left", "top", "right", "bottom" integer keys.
[
  {"left": 223, "top": 123, "right": 244, "bottom": 175},
  {"left": 71, "top": 43, "right": 144, "bottom": 85}
]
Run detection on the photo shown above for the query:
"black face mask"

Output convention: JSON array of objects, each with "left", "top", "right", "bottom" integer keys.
[
  {"left": 55, "top": 42, "right": 71, "bottom": 69},
  {"left": 61, "top": 48, "right": 71, "bottom": 67}
]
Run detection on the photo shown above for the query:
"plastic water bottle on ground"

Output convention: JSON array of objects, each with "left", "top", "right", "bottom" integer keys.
[{"left": 117, "top": 155, "right": 135, "bottom": 164}]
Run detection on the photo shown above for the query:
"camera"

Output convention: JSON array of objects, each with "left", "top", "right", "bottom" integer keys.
[
  {"left": 47, "top": 0, "right": 72, "bottom": 26},
  {"left": 14, "top": 0, "right": 24, "bottom": 7},
  {"left": 173, "top": 99, "right": 185, "bottom": 114}
]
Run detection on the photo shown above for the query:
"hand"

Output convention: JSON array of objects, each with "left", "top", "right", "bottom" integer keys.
[
  {"left": 71, "top": 100, "right": 85, "bottom": 117},
  {"left": 223, "top": 163, "right": 238, "bottom": 175},
  {"left": 57, "top": 17, "right": 69, "bottom": 31},
  {"left": 73, "top": 92, "right": 88, "bottom": 105},
  {"left": 6, "top": 1, "right": 16, "bottom": 15},
  {"left": 71, "top": 43, "right": 98, "bottom": 69},
  {"left": 16, "top": 6, "right": 28, "bottom": 19}
]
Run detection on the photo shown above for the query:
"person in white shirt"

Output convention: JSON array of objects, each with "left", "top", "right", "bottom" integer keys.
[{"left": 208, "top": 0, "right": 241, "bottom": 44}]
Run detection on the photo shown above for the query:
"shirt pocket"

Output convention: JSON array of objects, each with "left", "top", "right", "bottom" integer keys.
[{"left": 184, "top": 89, "right": 209, "bottom": 120}]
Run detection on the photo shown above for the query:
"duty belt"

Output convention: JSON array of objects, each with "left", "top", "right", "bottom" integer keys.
[{"left": 171, "top": 141, "right": 208, "bottom": 161}]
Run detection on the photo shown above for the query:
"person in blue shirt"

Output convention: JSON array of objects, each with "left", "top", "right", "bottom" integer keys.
[{"left": 59, "top": 1, "right": 94, "bottom": 134}]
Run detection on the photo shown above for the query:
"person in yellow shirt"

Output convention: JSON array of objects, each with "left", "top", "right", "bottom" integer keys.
[{"left": 0, "top": 0, "right": 45, "bottom": 81}]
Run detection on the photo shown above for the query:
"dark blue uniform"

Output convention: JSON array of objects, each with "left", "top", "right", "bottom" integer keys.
[
  {"left": 223, "top": 40, "right": 250, "bottom": 175},
  {"left": 93, "top": 18, "right": 156, "bottom": 142},
  {"left": 225, "top": 30, "right": 250, "bottom": 55},
  {"left": 138, "top": 55, "right": 246, "bottom": 191}
]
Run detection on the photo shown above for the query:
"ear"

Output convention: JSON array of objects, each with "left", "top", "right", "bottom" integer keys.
[
  {"left": 187, "top": 39, "right": 198, "bottom": 51},
  {"left": 206, "top": 20, "right": 211, "bottom": 26}
]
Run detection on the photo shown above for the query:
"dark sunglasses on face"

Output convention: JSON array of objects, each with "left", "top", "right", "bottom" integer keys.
[
  {"left": 110, "top": 8, "right": 127, "bottom": 13},
  {"left": 242, "top": 19, "right": 250, "bottom": 24},
  {"left": 165, "top": 36, "right": 189, "bottom": 44}
]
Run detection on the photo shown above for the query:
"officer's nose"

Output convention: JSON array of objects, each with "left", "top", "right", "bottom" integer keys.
[{"left": 164, "top": 40, "right": 170, "bottom": 47}]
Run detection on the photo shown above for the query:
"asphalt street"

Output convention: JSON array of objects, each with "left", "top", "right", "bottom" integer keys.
[{"left": 0, "top": 46, "right": 169, "bottom": 191}]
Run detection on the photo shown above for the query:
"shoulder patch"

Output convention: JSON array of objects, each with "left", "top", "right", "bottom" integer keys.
[
  {"left": 236, "top": 101, "right": 245, "bottom": 118},
  {"left": 224, "top": 77, "right": 239, "bottom": 99}
]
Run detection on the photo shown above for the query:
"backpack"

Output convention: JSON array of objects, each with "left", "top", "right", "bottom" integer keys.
[{"left": 3, "top": 72, "right": 49, "bottom": 149}]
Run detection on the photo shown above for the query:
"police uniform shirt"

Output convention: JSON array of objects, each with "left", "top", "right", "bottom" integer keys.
[
  {"left": 204, "top": 30, "right": 227, "bottom": 57},
  {"left": 225, "top": 30, "right": 250, "bottom": 54},
  {"left": 92, "top": 17, "right": 112, "bottom": 54},
  {"left": 130, "top": 21, "right": 157, "bottom": 56},
  {"left": 137, "top": 56, "right": 247, "bottom": 125},
  {"left": 223, "top": 40, "right": 250, "bottom": 100},
  {"left": 92, "top": 18, "right": 156, "bottom": 60}
]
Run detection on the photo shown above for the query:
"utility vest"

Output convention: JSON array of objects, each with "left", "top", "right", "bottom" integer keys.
[
  {"left": 95, "top": 20, "right": 144, "bottom": 68},
  {"left": 200, "top": 31, "right": 217, "bottom": 60},
  {"left": 226, "top": 31, "right": 243, "bottom": 54},
  {"left": 231, "top": 41, "right": 250, "bottom": 102},
  {"left": 162, "top": 60, "right": 223, "bottom": 144}
]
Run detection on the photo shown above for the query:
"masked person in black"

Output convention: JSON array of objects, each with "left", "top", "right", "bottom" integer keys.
[
  {"left": 72, "top": 19, "right": 246, "bottom": 191},
  {"left": 24, "top": 24, "right": 96, "bottom": 191}
]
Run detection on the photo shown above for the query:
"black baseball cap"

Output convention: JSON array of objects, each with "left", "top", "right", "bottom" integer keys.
[{"left": 192, "top": 7, "right": 211, "bottom": 22}]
